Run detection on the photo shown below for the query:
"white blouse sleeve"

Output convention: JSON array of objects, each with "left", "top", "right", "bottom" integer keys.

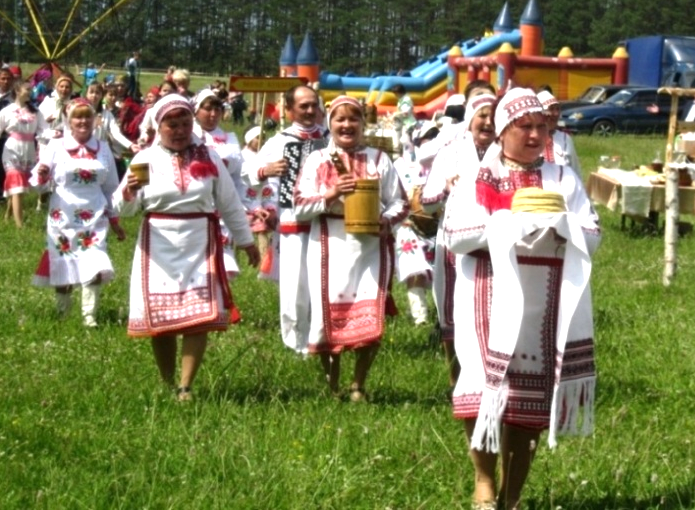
[
  {"left": 442, "top": 170, "right": 493, "bottom": 255},
  {"left": 210, "top": 150, "right": 254, "bottom": 247}
]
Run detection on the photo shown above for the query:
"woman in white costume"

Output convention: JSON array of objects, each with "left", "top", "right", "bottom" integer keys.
[
  {"left": 193, "top": 89, "right": 248, "bottom": 284},
  {"left": 392, "top": 121, "right": 440, "bottom": 325},
  {"left": 294, "top": 95, "right": 408, "bottom": 402},
  {"left": 0, "top": 81, "right": 49, "bottom": 226},
  {"left": 422, "top": 93, "right": 496, "bottom": 388},
  {"left": 442, "top": 88, "right": 601, "bottom": 510},
  {"left": 113, "top": 94, "right": 259, "bottom": 401},
  {"left": 31, "top": 98, "right": 125, "bottom": 327},
  {"left": 536, "top": 90, "right": 581, "bottom": 173}
]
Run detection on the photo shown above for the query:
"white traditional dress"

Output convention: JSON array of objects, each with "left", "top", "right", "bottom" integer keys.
[
  {"left": 294, "top": 142, "right": 408, "bottom": 353},
  {"left": 93, "top": 107, "right": 133, "bottom": 159},
  {"left": 543, "top": 129, "right": 581, "bottom": 174},
  {"left": 240, "top": 146, "right": 275, "bottom": 231},
  {"left": 392, "top": 154, "right": 435, "bottom": 282},
  {"left": 37, "top": 93, "right": 68, "bottom": 150},
  {"left": 31, "top": 134, "right": 120, "bottom": 287},
  {"left": 242, "top": 122, "right": 328, "bottom": 353},
  {"left": 442, "top": 156, "right": 601, "bottom": 451},
  {"left": 0, "top": 103, "right": 49, "bottom": 196},
  {"left": 194, "top": 124, "right": 246, "bottom": 277},
  {"left": 422, "top": 130, "right": 489, "bottom": 343},
  {"left": 113, "top": 135, "right": 254, "bottom": 337}
]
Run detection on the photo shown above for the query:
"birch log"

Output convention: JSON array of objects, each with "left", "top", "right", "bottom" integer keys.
[{"left": 658, "top": 88, "right": 695, "bottom": 285}]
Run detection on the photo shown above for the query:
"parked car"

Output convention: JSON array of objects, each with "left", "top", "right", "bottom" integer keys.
[
  {"left": 558, "top": 87, "right": 683, "bottom": 136},
  {"left": 560, "top": 84, "right": 638, "bottom": 111}
]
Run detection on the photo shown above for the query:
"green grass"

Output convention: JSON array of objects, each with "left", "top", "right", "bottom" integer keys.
[{"left": 2, "top": 134, "right": 695, "bottom": 509}]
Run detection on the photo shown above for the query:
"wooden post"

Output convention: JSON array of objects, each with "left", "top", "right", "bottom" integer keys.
[
  {"left": 657, "top": 87, "right": 695, "bottom": 285},
  {"left": 258, "top": 92, "right": 268, "bottom": 148}
]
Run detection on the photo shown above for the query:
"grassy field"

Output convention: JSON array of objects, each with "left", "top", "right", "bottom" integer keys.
[{"left": 2, "top": 129, "right": 695, "bottom": 509}]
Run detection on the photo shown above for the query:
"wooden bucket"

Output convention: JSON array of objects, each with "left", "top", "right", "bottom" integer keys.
[{"left": 344, "top": 179, "right": 380, "bottom": 234}]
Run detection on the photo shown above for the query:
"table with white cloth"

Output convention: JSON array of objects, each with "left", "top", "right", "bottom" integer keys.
[{"left": 586, "top": 167, "right": 695, "bottom": 229}]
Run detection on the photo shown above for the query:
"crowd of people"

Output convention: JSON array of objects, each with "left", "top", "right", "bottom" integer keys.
[{"left": 0, "top": 60, "right": 602, "bottom": 508}]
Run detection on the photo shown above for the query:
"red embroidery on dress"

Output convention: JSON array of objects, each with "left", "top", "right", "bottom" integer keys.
[
  {"left": 171, "top": 144, "right": 218, "bottom": 193},
  {"left": 475, "top": 167, "right": 544, "bottom": 213},
  {"left": 543, "top": 136, "right": 555, "bottom": 163}
]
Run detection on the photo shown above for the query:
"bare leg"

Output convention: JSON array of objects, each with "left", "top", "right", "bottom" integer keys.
[
  {"left": 11, "top": 194, "right": 22, "bottom": 227},
  {"left": 319, "top": 352, "right": 341, "bottom": 395},
  {"left": 498, "top": 424, "right": 541, "bottom": 510},
  {"left": 4, "top": 198, "right": 11, "bottom": 221},
  {"left": 464, "top": 418, "right": 498, "bottom": 505},
  {"left": 36, "top": 192, "right": 49, "bottom": 211},
  {"left": 350, "top": 343, "right": 380, "bottom": 401},
  {"left": 151, "top": 335, "right": 177, "bottom": 387},
  {"left": 442, "top": 339, "right": 460, "bottom": 388},
  {"left": 55, "top": 285, "right": 73, "bottom": 318},
  {"left": 179, "top": 333, "right": 208, "bottom": 395}
]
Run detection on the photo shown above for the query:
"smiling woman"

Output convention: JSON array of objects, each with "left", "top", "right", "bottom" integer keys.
[
  {"left": 30, "top": 97, "right": 125, "bottom": 328},
  {"left": 293, "top": 95, "right": 408, "bottom": 402}
]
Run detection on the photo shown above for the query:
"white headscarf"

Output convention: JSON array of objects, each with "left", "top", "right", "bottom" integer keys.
[
  {"left": 463, "top": 93, "right": 496, "bottom": 129},
  {"left": 244, "top": 125, "right": 261, "bottom": 145},
  {"left": 194, "top": 89, "right": 219, "bottom": 113},
  {"left": 537, "top": 90, "right": 559, "bottom": 111}
]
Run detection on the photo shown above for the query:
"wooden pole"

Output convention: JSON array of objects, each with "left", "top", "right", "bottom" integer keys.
[{"left": 258, "top": 92, "right": 268, "bottom": 148}]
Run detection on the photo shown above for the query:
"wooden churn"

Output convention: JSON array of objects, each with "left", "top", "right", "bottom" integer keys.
[
  {"left": 330, "top": 151, "right": 381, "bottom": 235},
  {"left": 344, "top": 179, "right": 381, "bottom": 234}
]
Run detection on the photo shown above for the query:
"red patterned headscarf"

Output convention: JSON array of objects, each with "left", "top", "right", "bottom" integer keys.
[
  {"left": 494, "top": 88, "right": 544, "bottom": 137},
  {"left": 328, "top": 95, "right": 364, "bottom": 122},
  {"left": 154, "top": 93, "right": 194, "bottom": 123}
]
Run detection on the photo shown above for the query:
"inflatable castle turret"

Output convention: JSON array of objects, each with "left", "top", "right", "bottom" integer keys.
[
  {"left": 296, "top": 32, "right": 320, "bottom": 84},
  {"left": 280, "top": 35, "right": 298, "bottom": 77},
  {"left": 519, "top": 0, "right": 543, "bottom": 56},
  {"left": 493, "top": 2, "right": 514, "bottom": 35}
]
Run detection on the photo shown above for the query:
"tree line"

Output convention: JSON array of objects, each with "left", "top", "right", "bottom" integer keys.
[{"left": 1, "top": 0, "right": 694, "bottom": 78}]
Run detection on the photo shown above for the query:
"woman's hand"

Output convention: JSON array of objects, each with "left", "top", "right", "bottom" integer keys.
[
  {"left": 111, "top": 223, "right": 126, "bottom": 241},
  {"left": 130, "top": 144, "right": 141, "bottom": 154},
  {"left": 324, "top": 174, "right": 357, "bottom": 203},
  {"left": 242, "top": 244, "right": 261, "bottom": 268},
  {"left": 125, "top": 172, "right": 142, "bottom": 194},
  {"left": 445, "top": 175, "right": 459, "bottom": 193},
  {"left": 263, "top": 208, "right": 278, "bottom": 230},
  {"left": 254, "top": 208, "right": 277, "bottom": 229}
]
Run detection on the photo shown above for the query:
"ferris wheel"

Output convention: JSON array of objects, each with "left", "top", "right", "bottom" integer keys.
[{"left": 0, "top": 0, "right": 136, "bottom": 62}]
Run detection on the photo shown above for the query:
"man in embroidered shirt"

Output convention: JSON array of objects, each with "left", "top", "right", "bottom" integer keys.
[{"left": 242, "top": 85, "right": 328, "bottom": 354}]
